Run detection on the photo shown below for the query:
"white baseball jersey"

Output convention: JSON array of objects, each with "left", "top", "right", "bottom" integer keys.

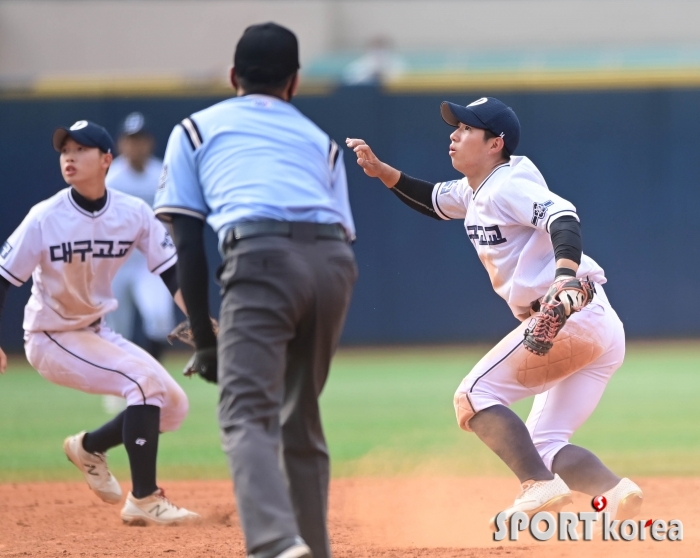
[
  {"left": 106, "top": 156, "right": 163, "bottom": 207},
  {"left": 432, "top": 156, "right": 606, "bottom": 320},
  {"left": 0, "top": 188, "right": 177, "bottom": 332}
]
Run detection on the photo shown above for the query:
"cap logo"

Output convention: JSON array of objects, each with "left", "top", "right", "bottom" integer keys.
[
  {"left": 123, "top": 112, "right": 145, "bottom": 135},
  {"left": 468, "top": 98, "right": 489, "bottom": 107},
  {"left": 499, "top": 132, "right": 505, "bottom": 138},
  {"left": 70, "top": 120, "right": 89, "bottom": 131}
]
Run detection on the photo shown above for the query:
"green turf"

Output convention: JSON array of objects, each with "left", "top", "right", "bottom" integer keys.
[{"left": 0, "top": 341, "right": 698, "bottom": 483}]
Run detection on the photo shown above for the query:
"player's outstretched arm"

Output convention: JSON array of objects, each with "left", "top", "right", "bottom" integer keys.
[
  {"left": 345, "top": 138, "right": 401, "bottom": 188},
  {"left": 0, "top": 348, "right": 6, "bottom": 374}
]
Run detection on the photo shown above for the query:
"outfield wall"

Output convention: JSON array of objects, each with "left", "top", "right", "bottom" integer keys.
[{"left": 1, "top": 86, "right": 699, "bottom": 350}]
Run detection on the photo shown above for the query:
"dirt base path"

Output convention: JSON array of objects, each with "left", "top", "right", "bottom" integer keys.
[{"left": 0, "top": 477, "right": 696, "bottom": 557}]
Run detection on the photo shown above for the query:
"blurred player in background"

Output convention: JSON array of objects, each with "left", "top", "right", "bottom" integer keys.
[{"left": 106, "top": 112, "right": 175, "bottom": 362}]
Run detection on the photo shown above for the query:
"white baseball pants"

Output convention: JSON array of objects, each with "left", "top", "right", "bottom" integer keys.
[
  {"left": 24, "top": 323, "right": 188, "bottom": 432},
  {"left": 454, "top": 284, "right": 625, "bottom": 469}
]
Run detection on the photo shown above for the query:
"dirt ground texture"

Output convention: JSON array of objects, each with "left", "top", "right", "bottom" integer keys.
[{"left": 0, "top": 477, "right": 696, "bottom": 557}]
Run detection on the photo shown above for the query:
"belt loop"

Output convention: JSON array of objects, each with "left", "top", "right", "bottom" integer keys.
[{"left": 290, "top": 222, "right": 316, "bottom": 243}]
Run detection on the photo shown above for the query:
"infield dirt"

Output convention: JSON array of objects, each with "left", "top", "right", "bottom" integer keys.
[{"left": 0, "top": 477, "right": 696, "bottom": 557}]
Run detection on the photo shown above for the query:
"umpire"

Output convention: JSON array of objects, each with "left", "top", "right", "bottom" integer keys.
[{"left": 154, "top": 22, "right": 357, "bottom": 558}]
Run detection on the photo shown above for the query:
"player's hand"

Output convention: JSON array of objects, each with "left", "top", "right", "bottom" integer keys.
[
  {"left": 345, "top": 138, "right": 385, "bottom": 177},
  {"left": 0, "top": 347, "right": 7, "bottom": 374},
  {"left": 183, "top": 347, "right": 217, "bottom": 383},
  {"left": 345, "top": 138, "right": 401, "bottom": 188}
]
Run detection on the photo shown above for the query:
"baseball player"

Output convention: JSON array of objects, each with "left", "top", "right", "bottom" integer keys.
[
  {"left": 346, "top": 97, "right": 643, "bottom": 528},
  {"left": 105, "top": 112, "right": 175, "bottom": 362},
  {"left": 0, "top": 120, "right": 199, "bottom": 525},
  {"left": 154, "top": 23, "right": 356, "bottom": 558}
]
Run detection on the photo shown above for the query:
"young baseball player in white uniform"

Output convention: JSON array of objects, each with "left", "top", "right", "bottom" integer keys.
[
  {"left": 0, "top": 120, "right": 199, "bottom": 525},
  {"left": 106, "top": 113, "right": 175, "bottom": 361},
  {"left": 347, "top": 97, "right": 643, "bottom": 528}
]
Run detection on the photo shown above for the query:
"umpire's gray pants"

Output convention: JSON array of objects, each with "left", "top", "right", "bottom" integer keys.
[{"left": 217, "top": 233, "right": 357, "bottom": 558}]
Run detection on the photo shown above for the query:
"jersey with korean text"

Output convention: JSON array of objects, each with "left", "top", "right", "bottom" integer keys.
[
  {"left": 0, "top": 188, "right": 176, "bottom": 332},
  {"left": 432, "top": 156, "right": 606, "bottom": 320}
]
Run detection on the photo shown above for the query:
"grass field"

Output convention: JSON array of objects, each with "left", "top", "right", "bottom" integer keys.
[{"left": 0, "top": 341, "right": 698, "bottom": 483}]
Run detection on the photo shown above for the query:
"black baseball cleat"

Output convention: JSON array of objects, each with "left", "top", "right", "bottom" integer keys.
[{"left": 247, "top": 536, "right": 312, "bottom": 558}]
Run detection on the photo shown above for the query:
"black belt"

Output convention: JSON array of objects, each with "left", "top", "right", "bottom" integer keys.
[{"left": 223, "top": 221, "right": 347, "bottom": 251}]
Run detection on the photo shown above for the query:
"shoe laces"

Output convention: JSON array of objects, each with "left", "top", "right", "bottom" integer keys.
[{"left": 153, "top": 488, "right": 180, "bottom": 509}]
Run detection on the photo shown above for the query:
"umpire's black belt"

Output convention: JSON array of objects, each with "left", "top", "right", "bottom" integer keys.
[{"left": 223, "top": 221, "right": 347, "bottom": 251}]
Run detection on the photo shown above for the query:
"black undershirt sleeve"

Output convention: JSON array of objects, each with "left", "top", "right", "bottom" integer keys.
[
  {"left": 391, "top": 173, "right": 441, "bottom": 220},
  {"left": 169, "top": 215, "right": 217, "bottom": 350},
  {"left": 159, "top": 264, "right": 179, "bottom": 297},
  {"left": 0, "top": 276, "right": 10, "bottom": 339},
  {"left": 550, "top": 215, "right": 582, "bottom": 265}
]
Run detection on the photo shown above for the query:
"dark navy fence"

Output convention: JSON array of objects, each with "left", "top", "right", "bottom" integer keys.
[{"left": 1, "top": 86, "right": 699, "bottom": 351}]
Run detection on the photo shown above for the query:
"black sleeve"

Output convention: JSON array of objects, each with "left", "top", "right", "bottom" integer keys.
[
  {"left": 391, "top": 173, "right": 442, "bottom": 220},
  {"left": 0, "top": 276, "right": 10, "bottom": 339},
  {"left": 169, "top": 215, "right": 217, "bottom": 349},
  {"left": 159, "top": 264, "right": 179, "bottom": 297},
  {"left": 550, "top": 215, "right": 582, "bottom": 265}
]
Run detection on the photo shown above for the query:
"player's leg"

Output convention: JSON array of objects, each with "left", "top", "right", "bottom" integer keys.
[
  {"left": 454, "top": 323, "right": 554, "bottom": 482},
  {"left": 526, "top": 290, "right": 641, "bottom": 518},
  {"left": 217, "top": 237, "right": 309, "bottom": 557},
  {"left": 280, "top": 240, "right": 356, "bottom": 558},
  {"left": 453, "top": 295, "right": 616, "bottom": 524},
  {"left": 131, "top": 262, "right": 175, "bottom": 361},
  {"left": 25, "top": 326, "right": 196, "bottom": 522}
]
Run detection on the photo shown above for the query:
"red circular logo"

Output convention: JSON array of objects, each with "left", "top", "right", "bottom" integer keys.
[{"left": 591, "top": 495, "right": 607, "bottom": 511}]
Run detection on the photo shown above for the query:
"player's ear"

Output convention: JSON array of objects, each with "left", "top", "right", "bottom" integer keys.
[
  {"left": 101, "top": 151, "right": 113, "bottom": 172},
  {"left": 491, "top": 136, "right": 505, "bottom": 156},
  {"left": 289, "top": 72, "right": 300, "bottom": 98},
  {"left": 229, "top": 66, "right": 238, "bottom": 91}
]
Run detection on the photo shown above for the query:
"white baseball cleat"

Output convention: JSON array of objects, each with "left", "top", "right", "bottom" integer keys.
[
  {"left": 63, "top": 431, "right": 122, "bottom": 505},
  {"left": 602, "top": 478, "right": 643, "bottom": 521},
  {"left": 489, "top": 473, "right": 572, "bottom": 531},
  {"left": 121, "top": 489, "right": 201, "bottom": 525}
]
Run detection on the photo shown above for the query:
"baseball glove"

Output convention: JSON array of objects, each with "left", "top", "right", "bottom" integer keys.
[
  {"left": 167, "top": 318, "right": 219, "bottom": 349},
  {"left": 523, "top": 276, "right": 596, "bottom": 356}
]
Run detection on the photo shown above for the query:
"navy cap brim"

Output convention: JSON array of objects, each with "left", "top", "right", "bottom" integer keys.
[
  {"left": 52, "top": 127, "right": 106, "bottom": 152},
  {"left": 440, "top": 101, "right": 488, "bottom": 129}
]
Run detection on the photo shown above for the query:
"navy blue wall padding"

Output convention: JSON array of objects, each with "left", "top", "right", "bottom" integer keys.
[{"left": 1, "top": 87, "right": 699, "bottom": 350}]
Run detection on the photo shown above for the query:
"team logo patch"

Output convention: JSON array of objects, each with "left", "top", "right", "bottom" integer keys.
[
  {"left": 439, "top": 180, "right": 458, "bottom": 194},
  {"left": 158, "top": 164, "right": 168, "bottom": 191},
  {"left": 0, "top": 241, "right": 11, "bottom": 259},
  {"left": 161, "top": 231, "right": 175, "bottom": 249},
  {"left": 531, "top": 200, "right": 554, "bottom": 225}
]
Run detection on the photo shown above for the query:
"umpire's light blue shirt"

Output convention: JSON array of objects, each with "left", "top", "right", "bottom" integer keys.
[{"left": 154, "top": 94, "right": 355, "bottom": 247}]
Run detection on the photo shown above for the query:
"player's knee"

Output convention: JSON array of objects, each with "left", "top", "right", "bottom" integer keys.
[
  {"left": 454, "top": 391, "right": 476, "bottom": 432},
  {"left": 160, "top": 384, "right": 189, "bottom": 432}
]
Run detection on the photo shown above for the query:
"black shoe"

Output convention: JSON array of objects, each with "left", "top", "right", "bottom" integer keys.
[{"left": 248, "top": 536, "right": 312, "bottom": 558}]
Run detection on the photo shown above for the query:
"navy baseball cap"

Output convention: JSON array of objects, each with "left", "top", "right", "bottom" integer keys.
[
  {"left": 120, "top": 112, "right": 151, "bottom": 137},
  {"left": 234, "top": 22, "right": 300, "bottom": 84},
  {"left": 52, "top": 120, "right": 115, "bottom": 153},
  {"left": 440, "top": 97, "right": 520, "bottom": 155}
]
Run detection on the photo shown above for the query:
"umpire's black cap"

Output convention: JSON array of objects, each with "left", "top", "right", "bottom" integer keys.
[
  {"left": 52, "top": 120, "right": 115, "bottom": 153},
  {"left": 234, "top": 22, "right": 300, "bottom": 84},
  {"left": 441, "top": 97, "right": 520, "bottom": 155}
]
